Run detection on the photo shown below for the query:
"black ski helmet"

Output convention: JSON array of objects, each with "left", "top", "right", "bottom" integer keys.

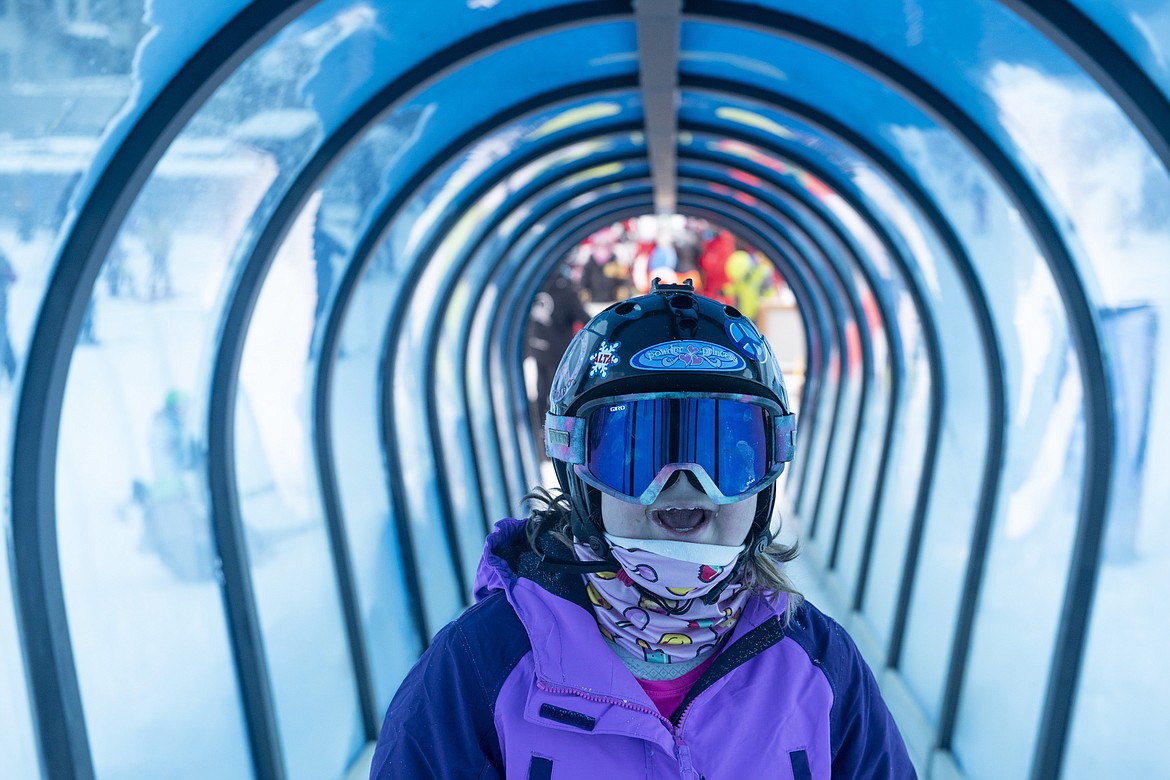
[{"left": 543, "top": 279, "right": 796, "bottom": 560}]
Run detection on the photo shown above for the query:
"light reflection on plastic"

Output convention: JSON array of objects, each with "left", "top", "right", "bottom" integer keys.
[{"left": 527, "top": 102, "right": 624, "bottom": 140}]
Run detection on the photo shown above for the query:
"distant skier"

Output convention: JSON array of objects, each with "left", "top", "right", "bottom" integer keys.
[{"left": 134, "top": 391, "right": 214, "bottom": 581}]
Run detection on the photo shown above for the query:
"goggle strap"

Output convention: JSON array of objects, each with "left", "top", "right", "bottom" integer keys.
[
  {"left": 545, "top": 412, "right": 586, "bottom": 464},
  {"left": 774, "top": 413, "right": 797, "bottom": 463}
]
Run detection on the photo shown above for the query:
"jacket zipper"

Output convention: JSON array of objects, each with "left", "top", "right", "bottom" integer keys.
[
  {"left": 674, "top": 699, "right": 700, "bottom": 779},
  {"left": 536, "top": 680, "right": 699, "bottom": 778}
]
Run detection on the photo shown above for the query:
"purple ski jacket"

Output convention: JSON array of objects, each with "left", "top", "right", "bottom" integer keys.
[{"left": 370, "top": 518, "right": 916, "bottom": 779}]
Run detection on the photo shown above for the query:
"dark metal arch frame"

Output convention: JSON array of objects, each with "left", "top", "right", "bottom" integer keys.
[
  {"left": 479, "top": 68, "right": 1001, "bottom": 776},
  {"left": 479, "top": 160, "right": 889, "bottom": 608},
  {"left": 499, "top": 187, "right": 830, "bottom": 483},
  {"left": 409, "top": 139, "right": 647, "bottom": 559},
  {"left": 9, "top": 4, "right": 1135, "bottom": 780},
  {"left": 468, "top": 193, "right": 655, "bottom": 503},
  {"left": 685, "top": 80, "right": 993, "bottom": 674},
  {"left": 310, "top": 79, "right": 641, "bottom": 686},
  {"left": 679, "top": 78, "right": 1006, "bottom": 766},
  {"left": 679, "top": 72, "right": 1005, "bottom": 763},
  {"left": 479, "top": 125, "right": 982, "bottom": 771},
  {"left": 672, "top": 163, "right": 883, "bottom": 560},
  {"left": 497, "top": 173, "right": 842, "bottom": 491},
  {"left": 670, "top": 189, "right": 837, "bottom": 499},
  {"left": 667, "top": 199, "right": 838, "bottom": 527},
  {"left": 671, "top": 179, "right": 855, "bottom": 536},
  {"left": 470, "top": 123, "right": 973, "bottom": 776},
  {"left": 678, "top": 150, "right": 912, "bottom": 611},
  {"left": 679, "top": 12, "right": 1114, "bottom": 774},
  {"left": 9, "top": 2, "right": 318, "bottom": 778},
  {"left": 485, "top": 187, "right": 655, "bottom": 503},
  {"left": 676, "top": 173, "right": 887, "bottom": 580},
  {"left": 996, "top": 0, "right": 1170, "bottom": 177},
  {"left": 676, "top": 161, "right": 891, "bottom": 570},
  {"left": 209, "top": 13, "right": 641, "bottom": 744},
  {"left": 490, "top": 166, "right": 855, "bottom": 501},
  {"left": 379, "top": 151, "right": 650, "bottom": 617},
  {"left": 678, "top": 124, "right": 947, "bottom": 623},
  {"left": 12, "top": 4, "right": 646, "bottom": 778}
]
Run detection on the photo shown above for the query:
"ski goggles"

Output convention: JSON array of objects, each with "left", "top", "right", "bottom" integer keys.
[{"left": 546, "top": 392, "right": 797, "bottom": 505}]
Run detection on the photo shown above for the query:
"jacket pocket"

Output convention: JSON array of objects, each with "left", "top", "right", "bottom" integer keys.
[
  {"left": 789, "top": 748, "right": 812, "bottom": 780},
  {"left": 528, "top": 755, "right": 553, "bottom": 780}
]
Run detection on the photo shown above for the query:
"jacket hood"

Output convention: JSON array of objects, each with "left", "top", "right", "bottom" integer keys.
[{"left": 473, "top": 517, "right": 591, "bottom": 609}]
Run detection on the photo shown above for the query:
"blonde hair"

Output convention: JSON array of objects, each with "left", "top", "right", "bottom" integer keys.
[{"left": 523, "top": 486, "right": 804, "bottom": 624}]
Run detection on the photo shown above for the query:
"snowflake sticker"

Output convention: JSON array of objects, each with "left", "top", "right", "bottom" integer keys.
[{"left": 589, "top": 340, "right": 621, "bottom": 378}]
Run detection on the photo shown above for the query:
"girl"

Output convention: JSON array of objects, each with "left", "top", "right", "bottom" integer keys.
[{"left": 371, "top": 280, "right": 914, "bottom": 778}]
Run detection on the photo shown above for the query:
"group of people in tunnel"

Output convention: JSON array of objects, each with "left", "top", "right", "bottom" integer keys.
[
  {"left": 571, "top": 215, "right": 785, "bottom": 319},
  {"left": 525, "top": 217, "right": 791, "bottom": 451},
  {"left": 373, "top": 279, "right": 914, "bottom": 777}
]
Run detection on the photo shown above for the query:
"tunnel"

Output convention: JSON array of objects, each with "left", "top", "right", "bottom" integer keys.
[{"left": 0, "top": 1, "right": 1167, "bottom": 778}]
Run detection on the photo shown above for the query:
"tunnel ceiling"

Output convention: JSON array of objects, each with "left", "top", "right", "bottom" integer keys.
[{"left": 4, "top": 1, "right": 1169, "bottom": 779}]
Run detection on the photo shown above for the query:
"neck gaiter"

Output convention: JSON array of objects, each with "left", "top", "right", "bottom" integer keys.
[{"left": 575, "top": 534, "right": 751, "bottom": 664}]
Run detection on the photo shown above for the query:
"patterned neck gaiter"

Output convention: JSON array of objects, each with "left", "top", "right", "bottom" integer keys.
[{"left": 575, "top": 534, "right": 751, "bottom": 664}]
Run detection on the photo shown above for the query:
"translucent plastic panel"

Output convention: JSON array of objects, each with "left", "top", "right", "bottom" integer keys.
[
  {"left": 0, "top": 2, "right": 250, "bottom": 369},
  {"left": 392, "top": 153, "right": 638, "bottom": 601},
  {"left": 680, "top": 30, "right": 1086, "bottom": 765},
  {"left": 954, "top": 351, "right": 1083, "bottom": 780},
  {"left": 958, "top": 69, "right": 1167, "bottom": 780},
  {"left": 1063, "top": 300, "right": 1170, "bottom": 772},
  {"left": 680, "top": 105, "right": 964, "bottom": 659},
  {"left": 365, "top": 35, "right": 638, "bottom": 620},
  {"left": 327, "top": 126, "right": 644, "bottom": 713},
  {"left": 485, "top": 188, "right": 649, "bottom": 511},
  {"left": 1072, "top": 0, "right": 1170, "bottom": 99},
  {"left": 0, "top": 19, "right": 247, "bottom": 728},
  {"left": 842, "top": 179, "right": 941, "bottom": 650},
  {"left": 236, "top": 200, "right": 363, "bottom": 780},
  {"left": 681, "top": 21, "right": 933, "bottom": 154},
  {"left": 369, "top": 25, "right": 638, "bottom": 176},
  {"left": 386, "top": 150, "right": 644, "bottom": 630},
  {"left": 793, "top": 320, "right": 843, "bottom": 529},
  {"left": 57, "top": 163, "right": 266, "bottom": 778},
  {"left": 391, "top": 216, "right": 483, "bottom": 630},
  {"left": 884, "top": 136, "right": 1078, "bottom": 779},
  {"left": 490, "top": 188, "right": 653, "bottom": 497},
  {"left": 983, "top": 50, "right": 1170, "bottom": 780},
  {"left": 408, "top": 112, "right": 643, "bottom": 577},
  {"left": 826, "top": 240, "right": 899, "bottom": 605},
  {"left": 451, "top": 174, "right": 645, "bottom": 512},
  {"left": 465, "top": 282, "right": 510, "bottom": 522},
  {"left": 436, "top": 293, "right": 488, "bottom": 544},
  {"left": 707, "top": 30, "right": 1170, "bottom": 767},
  {"left": 330, "top": 244, "right": 421, "bottom": 713},
  {"left": 761, "top": 192, "right": 893, "bottom": 602},
  {"left": 678, "top": 155, "right": 887, "bottom": 589},
  {"left": 802, "top": 275, "right": 863, "bottom": 552},
  {"left": 0, "top": 542, "right": 39, "bottom": 779},
  {"left": 742, "top": 0, "right": 1170, "bottom": 175}
]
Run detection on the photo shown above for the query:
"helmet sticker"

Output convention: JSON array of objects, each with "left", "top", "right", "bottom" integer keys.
[
  {"left": 725, "top": 320, "right": 769, "bottom": 363},
  {"left": 550, "top": 331, "right": 591, "bottom": 403},
  {"left": 588, "top": 339, "right": 622, "bottom": 378},
  {"left": 630, "top": 340, "right": 746, "bottom": 371}
]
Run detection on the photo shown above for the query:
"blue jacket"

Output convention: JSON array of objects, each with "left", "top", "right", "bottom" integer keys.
[{"left": 371, "top": 518, "right": 916, "bottom": 778}]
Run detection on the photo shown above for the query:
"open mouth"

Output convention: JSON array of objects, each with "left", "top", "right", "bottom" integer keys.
[{"left": 649, "top": 507, "right": 714, "bottom": 534}]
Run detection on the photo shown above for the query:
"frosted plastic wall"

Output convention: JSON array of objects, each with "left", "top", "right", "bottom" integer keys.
[
  {"left": 4, "top": 1, "right": 1169, "bottom": 778},
  {"left": 55, "top": 147, "right": 269, "bottom": 779},
  {"left": 236, "top": 199, "right": 364, "bottom": 779}
]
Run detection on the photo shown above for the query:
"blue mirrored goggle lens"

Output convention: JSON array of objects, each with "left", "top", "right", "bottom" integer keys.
[{"left": 584, "top": 397, "right": 771, "bottom": 500}]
